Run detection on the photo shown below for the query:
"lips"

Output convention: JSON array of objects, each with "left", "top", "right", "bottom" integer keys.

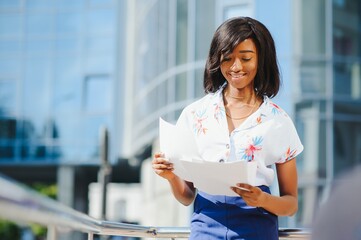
[{"left": 229, "top": 72, "right": 247, "bottom": 79}]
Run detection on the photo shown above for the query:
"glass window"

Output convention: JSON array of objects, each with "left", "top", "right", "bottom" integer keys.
[
  {"left": 55, "top": 0, "right": 84, "bottom": 9},
  {"left": 23, "top": 58, "right": 51, "bottom": 133},
  {"left": 55, "top": 37, "right": 79, "bottom": 55},
  {"left": 223, "top": 3, "right": 253, "bottom": 19},
  {"left": 334, "top": 120, "right": 361, "bottom": 176},
  {"left": 56, "top": 12, "right": 82, "bottom": 35},
  {"left": 0, "top": 80, "right": 16, "bottom": 114},
  {"left": 25, "top": 39, "right": 53, "bottom": 57},
  {"left": 195, "top": 0, "right": 214, "bottom": 60},
  {"left": 295, "top": 114, "right": 327, "bottom": 179},
  {"left": 0, "top": 58, "right": 21, "bottom": 77},
  {"left": 84, "top": 55, "right": 113, "bottom": 73},
  {"left": 301, "top": 0, "right": 326, "bottom": 55},
  {"left": 194, "top": 68, "right": 204, "bottom": 98},
  {"left": 334, "top": 61, "right": 361, "bottom": 99},
  {"left": 83, "top": 75, "right": 112, "bottom": 113},
  {"left": 55, "top": 114, "right": 110, "bottom": 161},
  {"left": 85, "top": 37, "right": 115, "bottom": 57},
  {"left": 0, "top": 14, "right": 22, "bottom": 37},
  {"left": 53, "top": 56, "right": 82, "bottom": 112},
  {"left": 334, "top": 101, "right": 361, "bottom": 116},
  {"left": 87, "top": 0, "right": 114, "bottom": 7},
  {"left": 86, "top": 9, "right": 115, "bottom": 36},
  {"left": 0, "top": 0, "right": 21, "bottom": 9},
  {"left": 0, "top": 39, "right": 21, "bottom": 57},
  {"left": 176, "top": 0, "right": 188, "bottom": 65},
  {"left": 175, "top": 73, "right": 187, "bottom": 101},
  {"left": 26, "top": 13, "right": 54, "bottom": 37},
  {"left": 333, "top": 0, "right": 361, "bottom": 57},
  {"left": 300, "top": 61, "right": 327, "bottom": 94},
  {"left": 26, "top": 0, "right": 55, "bottom": 10}
]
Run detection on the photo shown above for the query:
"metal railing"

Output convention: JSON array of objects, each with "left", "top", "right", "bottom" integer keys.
[{"left": 0, "top": 174, "right": 311, "bottom": 239}]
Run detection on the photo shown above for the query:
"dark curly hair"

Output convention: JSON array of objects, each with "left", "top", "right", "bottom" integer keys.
[{"left": 203, "top": 17, "right": 280, "bottom": 98}]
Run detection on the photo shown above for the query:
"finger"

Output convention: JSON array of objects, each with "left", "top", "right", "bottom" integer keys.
[
  {"left": 152, "top": 157, "right": 171, "bottom": 165},
  {"left": 152, "top": 163, "right": 173, "bottom": 170},
  {"left": 230, "top": 186, "right": 247, "bottom": 196},
  {"left": 236, "top": 183, "right": 254, "bottom": 192},
  {"left": 154, "top": 152, "right": 165, "bottom": 158}
]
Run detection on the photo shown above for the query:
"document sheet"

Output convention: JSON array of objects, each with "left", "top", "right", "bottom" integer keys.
[{"left": 159, "top": 118, "right": 257, "bottom": 196}]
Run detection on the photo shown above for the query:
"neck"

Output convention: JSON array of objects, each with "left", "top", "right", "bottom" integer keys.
[{"left": 223, "top": 88, "right": 258, "bottom": 105}]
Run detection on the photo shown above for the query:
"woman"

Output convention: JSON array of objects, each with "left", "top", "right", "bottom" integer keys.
[{"left": 152, "top": 16, "right": 303, "bottom": 240}]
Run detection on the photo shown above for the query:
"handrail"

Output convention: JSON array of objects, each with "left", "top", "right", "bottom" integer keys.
[{"left": 0, "top": 174, "right": 311, "bottom": 239}]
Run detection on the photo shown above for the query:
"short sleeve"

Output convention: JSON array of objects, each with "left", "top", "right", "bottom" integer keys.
[{"left": 275, "top": 115, "right": 304, "bottom": 164}]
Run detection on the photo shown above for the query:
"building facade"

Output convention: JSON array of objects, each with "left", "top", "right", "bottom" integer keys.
[{"left": 0, "top": 0, "right": 360, "bottom": 230}]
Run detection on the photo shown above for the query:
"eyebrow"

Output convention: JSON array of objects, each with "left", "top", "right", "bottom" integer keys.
[{"left": 239, "top": 50, "right": 255, "bottom": 53}]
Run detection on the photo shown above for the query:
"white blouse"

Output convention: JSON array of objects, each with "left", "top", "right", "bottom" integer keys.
[{"left": 176, "top": 85, "right": 304, "bottom": 186}]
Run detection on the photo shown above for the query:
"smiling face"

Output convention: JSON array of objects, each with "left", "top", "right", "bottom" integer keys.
[{"left": 220, "top": 38, "right": 258, "bottom": 93}]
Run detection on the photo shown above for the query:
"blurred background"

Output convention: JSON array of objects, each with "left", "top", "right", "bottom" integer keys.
[{"left": 0, "top": 0, "right": 360, "bottom": 239}]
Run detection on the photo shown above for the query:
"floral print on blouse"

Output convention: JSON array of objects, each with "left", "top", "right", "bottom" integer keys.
[{"left": 176, "top": 83, "right": 304, "bottom": 186}]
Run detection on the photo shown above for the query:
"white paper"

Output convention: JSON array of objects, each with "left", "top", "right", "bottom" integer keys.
[{"left": 159, "top": 118, "right": 257, "bottom": 196}]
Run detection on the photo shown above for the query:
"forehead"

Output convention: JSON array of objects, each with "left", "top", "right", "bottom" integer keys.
[{"left": 232, "top": 38, "right": 257, "bottom": 53}]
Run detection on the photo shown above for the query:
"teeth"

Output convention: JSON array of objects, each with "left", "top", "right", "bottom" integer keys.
[{"left": 230, "top": 73, "right": 245, "bottom": 77}]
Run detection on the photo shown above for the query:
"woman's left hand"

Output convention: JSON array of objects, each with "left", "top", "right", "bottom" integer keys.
[{"left": 231, "top": 183, "right": 268, "bottom": 207}]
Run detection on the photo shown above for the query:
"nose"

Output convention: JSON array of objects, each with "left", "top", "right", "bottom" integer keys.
[{"left": 230, "top": 58, "right": 242, "bottom": 71}]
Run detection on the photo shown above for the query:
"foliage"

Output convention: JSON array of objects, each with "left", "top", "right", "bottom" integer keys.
[
  {"left": 0, "top": 183, "right": 57, "bottom": 239},
  {"left": 0, "top": 220, "right": 21, "bottom": 240}
]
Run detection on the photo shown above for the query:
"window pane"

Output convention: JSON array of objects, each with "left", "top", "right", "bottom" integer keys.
[
  {"left": 176, "top": 0, "right": 188, "bottom": 65},
  {"left": 0, "top": 14, "right": 22, "bottom": 37},
  {"left": 0, "top": 59, "right": 21, "bottom": 76},
  {"left": 26, "top": 13, "right": 53, "bottom": 37},
  {"left": 296, "top": 115, "right": 327, "bottom": 179},
  {"left": 56, "top": 12, "right": 82, "bottom": 35},
  {"left": 334, "top": 121, "right": 361, "bottom": 176},
  {"left": 0, "top": 80, "right": 16, "bottom": 114},
  {"left": 334, "top": 61, "right": 361, "bottom": 99},
  {"left": 0, "top": 39, "right": 21, "bottom": 57},
  {"left": 25, "top": 39, "right": 53, "bottom": 57},
  {"left": 195, "top": 0, "right": 214, "bottom": 60},
  {"left": 23, "top": 58, "right": 51, "bottom": 132},
  {"left": 84, "top": 75, "right": 111, "bottom": 113},
  {"left": 300, "top": 61, "right": 327, "bottom": 94},
  {"left": 86, "top": 9, "right": 115, "bottom": 36},
  {"left": 333, "top": 0, "right": 361, "bottom": 57},
  {"left": 301, "top": 0, "right": 326, "bottom": 55},
  {"left": 53, "top": 57, "right": 82, "bottom": 112},
  {"left": 0, "top": 0, "right": 21, "bottom": 9}
]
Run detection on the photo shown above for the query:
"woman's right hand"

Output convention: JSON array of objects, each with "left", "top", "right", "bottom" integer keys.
[{"left": 152, "top": 152, "right": 176, "bottom": 180}]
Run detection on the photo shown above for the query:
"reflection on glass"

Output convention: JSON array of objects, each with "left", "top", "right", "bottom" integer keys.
[
  {"left": 83, "top": 75, "right": 111, "bottom": 113},
  {"left": 175, "top": 73, "right": 187, "bottom": 101},
  {"left": 334, "top": 61, "right": 361, "bottom": 99},
  {"left": 301, "top": 0, "right": 326, "bottom": 55},
  {"left": 300, "top": 61, "right": 326, "bottom": 94},
  {"left": 333, "top": 0, "right": 361, "bottom": 57},
  {"left": 0, "top": 80, "right": 16, "bottom": 114},
  {"left": 0, "top": 0, "right": 21, "bottom": 9},
  {"left": 0, "top": 39, "right": 21, "bottom": 56},
  {"left": 26, "top": 13, "right": 53, "bottom": 36},
  {"left": 0, "top": 14, "right": 22, "bottom": 37},
  {"left": 334, "top": 121, "right": 361, "bottom": 176},
  {"left": 86, "top": 9, "right": 115, "bottom": 35},
  {"left": 56, "top": 12, "right": 82, "bottom": 34},
  {"left": 176, "top": 0, "right": 188, "bottom": 65}
]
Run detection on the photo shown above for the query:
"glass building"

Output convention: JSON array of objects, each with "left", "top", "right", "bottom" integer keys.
[
  {"left": 0, "top": 0, "right": 360, "bottom": 230},
  {"left": 294, "top": 0, "right": 361, "bottom": 226},
  {"left": 0, "top": 0, "right": 125, "bottom": 163}
]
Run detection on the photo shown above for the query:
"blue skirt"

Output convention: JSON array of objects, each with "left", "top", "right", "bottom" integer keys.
[{"left": 190, "top": 186, "right": 278, "bottom": 240}]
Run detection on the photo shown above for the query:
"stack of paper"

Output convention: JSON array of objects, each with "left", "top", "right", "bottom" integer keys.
[{"left": 159, "top": 118, "right": 257, "bottom": 196}]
